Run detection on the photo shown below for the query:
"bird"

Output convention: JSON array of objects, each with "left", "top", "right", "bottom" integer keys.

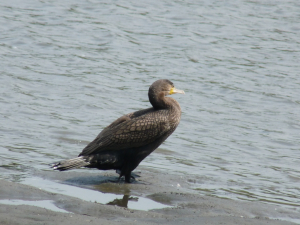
[{"left": 51, "top": 79, "right": 184, "bottom": 183}]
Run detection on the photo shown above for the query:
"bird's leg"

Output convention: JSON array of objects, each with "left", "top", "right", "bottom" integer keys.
[
  {"left": 125, "top": 173, "right": 131, "bottom": 183},
  {"left": 116, "top": 170, "right": 124, "bottom": 184},
  {"left": 116, "top": 170, "right": 133, "bottom": 183}
]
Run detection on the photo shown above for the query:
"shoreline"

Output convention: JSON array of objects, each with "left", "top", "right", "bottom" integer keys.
[{"left": 0, "top": 168, "right": 299, "bottom": 225}]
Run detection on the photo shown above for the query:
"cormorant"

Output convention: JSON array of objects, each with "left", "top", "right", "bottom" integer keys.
[{"left": 52, "top": 79, "right": 184, "bottom": 183}]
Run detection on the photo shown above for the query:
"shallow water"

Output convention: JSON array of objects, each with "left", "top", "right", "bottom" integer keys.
[
  {"left": 0, "top": 0, "right": 300, "bottom": 210},
  {"left": 21, "top": 177, "right": 170, "bottom": 211}
]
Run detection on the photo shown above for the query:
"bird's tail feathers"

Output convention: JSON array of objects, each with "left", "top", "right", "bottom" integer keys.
[{"left": 51, "top": 156, "right": 90, "bottom": 171}]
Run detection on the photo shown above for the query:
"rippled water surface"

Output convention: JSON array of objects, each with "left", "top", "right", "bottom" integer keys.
[{"left": 1, "top": 0, "right": 300, "bottom": 208}]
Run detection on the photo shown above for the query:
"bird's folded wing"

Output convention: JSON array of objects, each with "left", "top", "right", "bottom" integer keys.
[{"left": 78, "top": 111, "right": 170, "bottom": 156}]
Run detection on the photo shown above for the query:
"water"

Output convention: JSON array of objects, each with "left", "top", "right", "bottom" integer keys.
[
  {"left": 1, "top": 0, "right": 300, "bottom": 210},
  {"left": 21, "top": 177, "right": 170, "bottom": 211}
]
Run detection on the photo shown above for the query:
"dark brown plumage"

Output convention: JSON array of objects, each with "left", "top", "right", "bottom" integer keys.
[{"left": 52, "top": 79, "right": 184, "bottom": 183}]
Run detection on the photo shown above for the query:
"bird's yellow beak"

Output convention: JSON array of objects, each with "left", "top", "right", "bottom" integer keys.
[{"left": 169, "top": 87, "right": 185, "bottom": 95}]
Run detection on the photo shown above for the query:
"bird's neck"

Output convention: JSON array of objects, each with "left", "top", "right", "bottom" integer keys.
[
  {"left": 149, "top": 92, "right": 167, "bottom": 109},
  {"left": 149, "top": 93, "right": 180, "bottom": 112}
]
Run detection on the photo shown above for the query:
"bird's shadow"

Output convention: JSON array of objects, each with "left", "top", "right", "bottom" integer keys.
[
  {"left": 63, "top": 171, "right": 143, "bottom": 187},
  {"left": 64, "top": 174, "right": 118, "bottom": 186}
]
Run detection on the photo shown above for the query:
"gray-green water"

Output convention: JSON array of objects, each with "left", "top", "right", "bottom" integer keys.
[{"left": 1, "top": 0, "right": 300, "bottom": 208}]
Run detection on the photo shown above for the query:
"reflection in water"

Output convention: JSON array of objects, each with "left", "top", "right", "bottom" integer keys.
[{"left": 107, "top": 195, "right": 138, "bottom": 208}]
